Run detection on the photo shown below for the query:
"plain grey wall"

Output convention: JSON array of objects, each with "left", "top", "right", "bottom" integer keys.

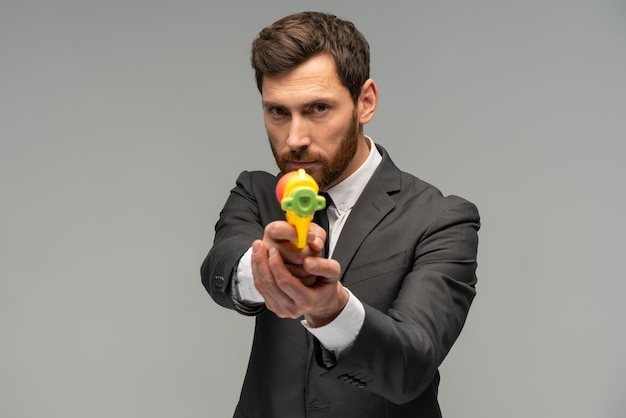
[{"left": 2, "top": 1, "right": 625, "bottom": 417}]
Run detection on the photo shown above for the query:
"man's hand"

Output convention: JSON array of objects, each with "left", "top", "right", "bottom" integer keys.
[
  {"left": 251, "top": 221, "right": 348, "bottom": 326},
  {"left": 259, "top": 220, "right": 324, "bottom": 283}
]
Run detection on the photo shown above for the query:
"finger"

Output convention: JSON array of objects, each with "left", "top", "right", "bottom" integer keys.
[
  {"left": 267, "top": 247, "right": 311, "bottom": 314},
  {"left": 276, "top": 239, "right": 323, "bottom": 266},
  {"left": 307, "top": 223, "right": 327, "bottom": 252},
  {"left": 250, "top": 241, "right": 276, "bottom": 296},
  {"left": 262, "top": 247, "right": 309, "bottom": 318},
  {"left": 250, "top": 241, "right": 291, "bottom": 313},
  {"left": 264, "top": 222, "right": 316, "bottom": 264},
  {"left": 266, "top": 221, "right": 325, "bottom": 256},
  {"left": 264, "top": 221, "right": 298, "bottom": 244},
  {"left": 303, "top": 257, "right": 341, "bottom": 282},
  {"left": 250, "top": 240, "right": 272, "bottom": 283}
]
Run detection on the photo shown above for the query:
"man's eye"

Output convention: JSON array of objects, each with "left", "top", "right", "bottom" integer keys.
[
  {"left": 313, "top": 104, "right": 328, "bottom": 113},
  {"left": 270, "top": 107, "right": 286, "bottom": 115}
]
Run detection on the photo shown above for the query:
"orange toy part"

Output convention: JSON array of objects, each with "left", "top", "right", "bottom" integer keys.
[{"left": 275, "top": 170, "right": 296, "bottom": 201}]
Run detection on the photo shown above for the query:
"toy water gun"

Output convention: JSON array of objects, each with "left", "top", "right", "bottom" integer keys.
[{"left": 276, "top": 169, "right": 326, "bottom": 249}]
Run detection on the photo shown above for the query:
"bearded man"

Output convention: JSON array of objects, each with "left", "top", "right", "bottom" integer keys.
[{"left": 201, "top": 11, "right": 480, "bottom": 418}]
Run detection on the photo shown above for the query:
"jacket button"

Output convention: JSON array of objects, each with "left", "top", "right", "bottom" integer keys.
[{"left": 214, "top": 275, "right": 224, "bottom": 290}]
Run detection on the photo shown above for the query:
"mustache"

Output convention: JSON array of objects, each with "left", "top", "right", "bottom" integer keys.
[{"left": 279, "top": 150, "right": 324, "bottom": 162}]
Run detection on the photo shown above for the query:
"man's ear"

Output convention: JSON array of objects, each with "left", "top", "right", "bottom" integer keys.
[{"left": 358, "top": 78, "right": 378, "bottom": 125}]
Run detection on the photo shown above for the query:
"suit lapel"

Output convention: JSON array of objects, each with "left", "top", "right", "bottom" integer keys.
[{"left": 331, "top": 145, "right": 401, "bottom": 285}]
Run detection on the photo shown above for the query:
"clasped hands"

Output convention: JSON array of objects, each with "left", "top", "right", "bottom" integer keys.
[{"left": 251, "top": 220, "right": 348, "bottom": 327}]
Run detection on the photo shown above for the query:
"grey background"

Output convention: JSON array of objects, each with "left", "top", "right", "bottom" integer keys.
[{"left": 1, "top": 1, "right": 625, "bottom": 417}]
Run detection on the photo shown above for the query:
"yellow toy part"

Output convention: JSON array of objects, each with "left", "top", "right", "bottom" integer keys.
[{"left": 276, "top": 169, "right": 326, "bottom": 248}]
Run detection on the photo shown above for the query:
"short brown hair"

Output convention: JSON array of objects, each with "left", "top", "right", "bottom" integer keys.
[{"left": 250, "top": 11, "right": 370, "bottom": 102}]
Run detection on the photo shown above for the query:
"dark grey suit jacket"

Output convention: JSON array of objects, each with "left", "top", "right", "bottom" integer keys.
[{"left": 201, "top": 144, "right": 480, "bottom": 418}]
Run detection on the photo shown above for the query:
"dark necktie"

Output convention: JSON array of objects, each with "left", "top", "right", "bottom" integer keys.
[{"left": 315, "top": 192, "right": 332, "bottom": 258}]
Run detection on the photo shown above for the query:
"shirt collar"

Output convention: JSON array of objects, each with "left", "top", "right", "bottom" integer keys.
[{"left": 326, "top": 136, "right": 382, "bottom": 213}]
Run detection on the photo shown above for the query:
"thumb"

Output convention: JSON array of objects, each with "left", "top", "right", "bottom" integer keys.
[{"left": 303, "top": 257, "right": 341, "bottom": 281}]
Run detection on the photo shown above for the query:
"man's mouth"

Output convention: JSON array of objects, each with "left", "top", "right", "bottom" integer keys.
[{"left": 288, "top": 161, "right": 316, "bottom": 170}]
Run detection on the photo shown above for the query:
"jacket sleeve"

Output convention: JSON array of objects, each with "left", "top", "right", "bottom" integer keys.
[
  {"left": 200, "top": 170, "right": 277, "bottom": 314},
  {"left": 320, "top": 198, "right": 480, "bottom": 404}
]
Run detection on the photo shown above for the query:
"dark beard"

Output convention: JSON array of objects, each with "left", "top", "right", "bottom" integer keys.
[{"left": 270, "top": 111, "right": 359, "bottom": 190}]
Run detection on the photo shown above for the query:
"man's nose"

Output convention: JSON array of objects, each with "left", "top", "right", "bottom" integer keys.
[{"left": 285, "top": 117, "right": 311, "bottom": 151}]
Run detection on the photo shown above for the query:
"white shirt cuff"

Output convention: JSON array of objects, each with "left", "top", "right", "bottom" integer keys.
[
  {"left": 232, "top": 247, "right": 265, "bottom": 305},
  {"left": 301, "top": 288, "right": 365, "bottom": 361}
]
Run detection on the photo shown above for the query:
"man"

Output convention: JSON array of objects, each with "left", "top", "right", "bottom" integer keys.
[{"left": 201, "top": 11, "right": 480, "bottom": 418}]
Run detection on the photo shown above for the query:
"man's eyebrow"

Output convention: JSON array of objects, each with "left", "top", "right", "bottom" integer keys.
[
  {"left": 262, "top": 100, "right": 281, "bottom": 108},
  {"left": 262, "top": 98, "right": 332, "bottom": 109}
]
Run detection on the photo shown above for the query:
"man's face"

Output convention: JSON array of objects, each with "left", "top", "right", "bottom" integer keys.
[{"left": 262, "top": 54, "right": 367, "bottom": 190}]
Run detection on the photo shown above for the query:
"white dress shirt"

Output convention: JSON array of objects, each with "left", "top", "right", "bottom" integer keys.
[{"left": 233, "top": 137, "right": 382, "bottom": 360}]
